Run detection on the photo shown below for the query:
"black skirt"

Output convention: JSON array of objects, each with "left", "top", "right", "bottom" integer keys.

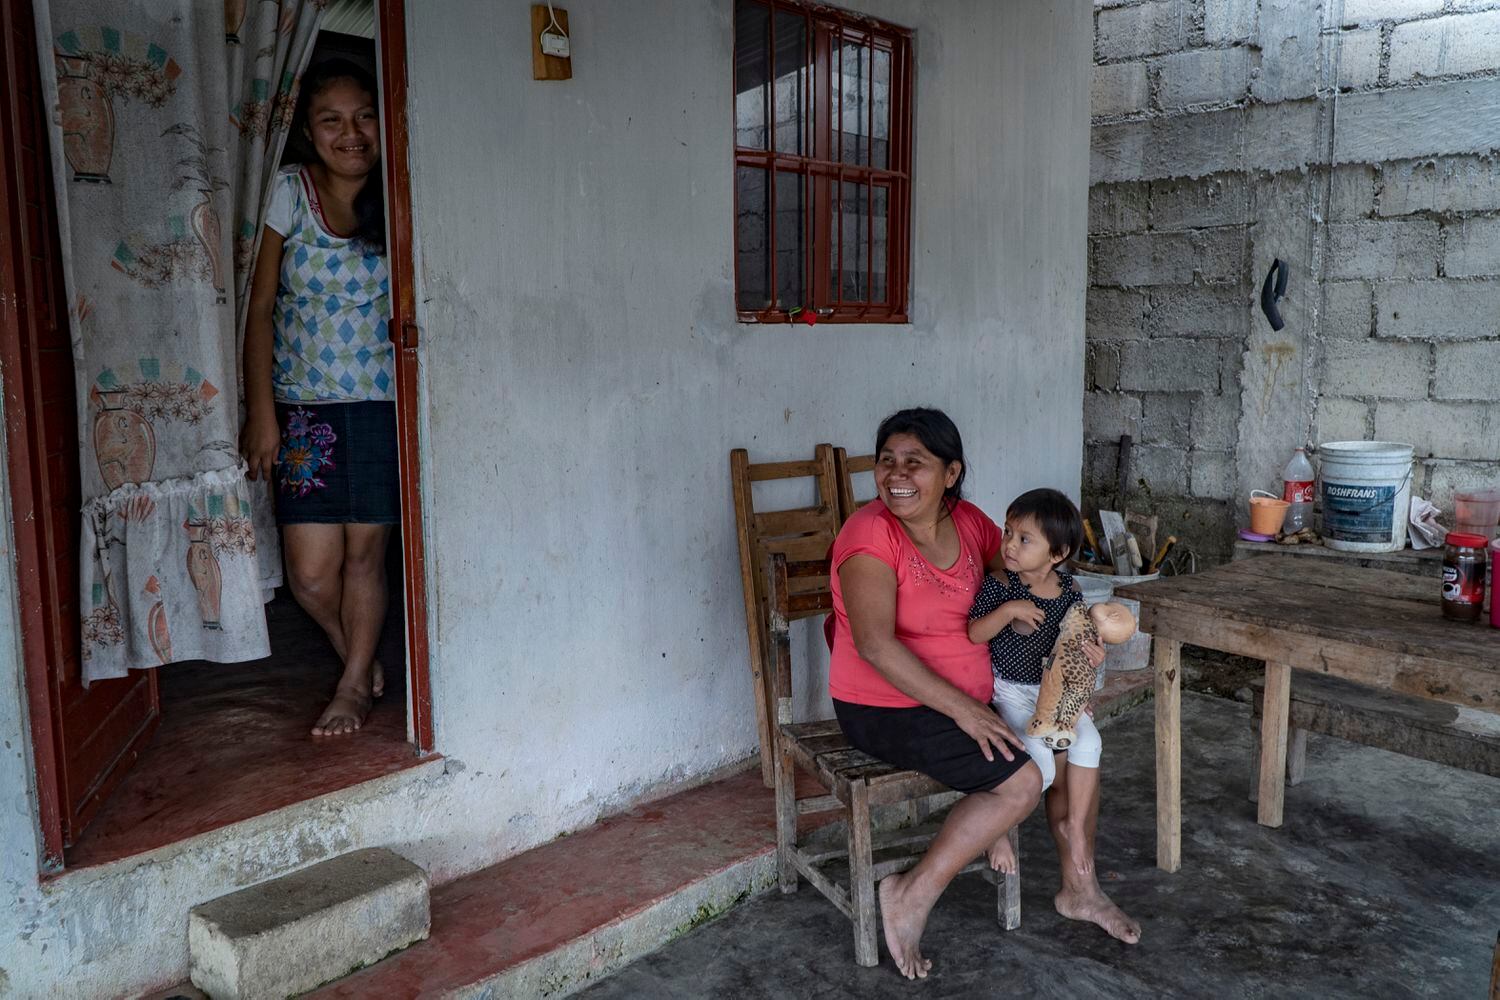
[
  {"left": 273, "top": 400, "right": 399, "bottom": 525},
  {"left": 833, "top": 699, "right": 1034, "bottom": 794}
]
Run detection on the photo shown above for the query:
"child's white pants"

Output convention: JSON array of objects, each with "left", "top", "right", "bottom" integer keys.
[{"left": 992, "top": 678, "right": 1102, "bottom": 793}]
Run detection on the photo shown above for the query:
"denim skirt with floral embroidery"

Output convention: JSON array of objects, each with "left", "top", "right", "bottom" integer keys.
[{"left": 273, "top": 400, "right": 399, "bottom": 525}]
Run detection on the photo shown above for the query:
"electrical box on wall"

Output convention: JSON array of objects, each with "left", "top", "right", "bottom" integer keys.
[{"left": 532, "top": 4, "right": 572, "bottom": 80}]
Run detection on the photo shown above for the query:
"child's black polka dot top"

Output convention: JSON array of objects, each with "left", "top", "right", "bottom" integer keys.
[{"left": 968, "top": 568, "right": 1084, "bottom": 684}]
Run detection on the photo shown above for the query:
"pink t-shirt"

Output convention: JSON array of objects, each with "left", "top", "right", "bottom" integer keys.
[{"left": 829, "top": 499, "right": 1002, "bottom": 708}]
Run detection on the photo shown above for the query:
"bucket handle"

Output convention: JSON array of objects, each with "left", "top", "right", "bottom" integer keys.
[
  {"left": 1249, "top": 489, "right": 1283, "bottom": 502},
  {"left": 1317, "top": 463, "right": 1414, "bottom": 515}
]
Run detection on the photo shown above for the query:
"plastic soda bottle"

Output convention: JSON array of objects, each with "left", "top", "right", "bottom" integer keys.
[{"left": 1281, "top": 448, "right": 1316, "bottom": 533}]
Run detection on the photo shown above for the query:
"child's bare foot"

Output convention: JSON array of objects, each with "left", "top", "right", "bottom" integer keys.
[
  {"left": 986, "top": 832, "right": 1018, "bottom": 874},
  {"left": 878, "top": 872, "right": 934, "bottom": 979},
  {"left": 1055, "top": 884, "right": 1141, "bottom": 944},
  {"left": 311, "top": 685, "right": 372, "bottom": 737},
  {"left": 1064, "top": 821, "right": 1094, "bottom": 878},
  {"left": 371, "top": 659, "right": 385, "bottom": 699}
]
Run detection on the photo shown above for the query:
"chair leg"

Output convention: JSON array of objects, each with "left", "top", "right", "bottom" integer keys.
[
  {"left": 1249, "top": 722, "right": 1260, "bottom": 803},
  {"left": 1000, "top": 825, "right": 1021, "bottom": 931},
  {"left": 774, "top": 738, "right": 798, "bottom": 894},
  {"left": 848, "top": 782, "right": 879, "bottom": 967},
  {"left": 1286, "top": 728, "right": 1308, "bottom": 786}
]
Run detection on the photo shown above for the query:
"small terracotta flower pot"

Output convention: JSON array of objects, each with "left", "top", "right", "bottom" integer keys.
[{"left": 1248, "top": 490, "right": 1290, "bottom": 536}]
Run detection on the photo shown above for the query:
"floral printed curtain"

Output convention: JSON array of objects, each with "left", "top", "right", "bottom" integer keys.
[{"left": 34, "top": 1, "right": 326, "bottom": 682}]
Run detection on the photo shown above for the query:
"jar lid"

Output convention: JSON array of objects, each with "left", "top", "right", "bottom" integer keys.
[{"left": 1445, "top": 532, "right": 1491, "bottom": 548}]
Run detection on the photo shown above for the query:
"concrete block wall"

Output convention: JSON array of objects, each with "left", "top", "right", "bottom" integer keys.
[{"left": 1087, "top": 0, "right": 1500, "bottom": 562}]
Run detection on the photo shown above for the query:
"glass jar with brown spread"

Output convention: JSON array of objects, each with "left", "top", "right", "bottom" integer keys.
[{"left": 1441, "top": 533, "right": 1489, "bottom": 622}]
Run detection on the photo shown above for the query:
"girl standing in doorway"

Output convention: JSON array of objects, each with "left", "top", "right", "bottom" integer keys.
[{"left": 241, "top": 58, "right": 396, "bottom": 737}]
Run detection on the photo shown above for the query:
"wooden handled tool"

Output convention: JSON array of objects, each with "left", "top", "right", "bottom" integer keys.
[
  {"left": 1126, "top": 536, "right": 1143, "bottom": 572},
  {"left": 1082, "top": 519, "right": 1101, "bottom": 561},
  {"left": 1148, "top": 536, "right": 1178, "bottom": 574}
]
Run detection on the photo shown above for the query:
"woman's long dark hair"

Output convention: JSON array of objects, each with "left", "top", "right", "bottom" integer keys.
[
  {"left": 875, "top": 407, "right": 968, "bottom": 507},
  {"left": 292, "top": 57, "right": 386, "bottom": 253}
]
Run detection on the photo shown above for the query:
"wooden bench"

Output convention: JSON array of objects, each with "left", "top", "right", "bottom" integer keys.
[{"left": 1248, "top": 671, "right": 1500, "bottom": 802}]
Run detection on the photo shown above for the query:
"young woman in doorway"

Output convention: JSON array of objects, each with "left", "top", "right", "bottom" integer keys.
[{"left": 241, "top": 59, "right": 396, "bottom": 737}]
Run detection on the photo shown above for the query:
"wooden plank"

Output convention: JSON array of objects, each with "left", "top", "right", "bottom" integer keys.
[
  {"left": 748, "top": 459, "right": 824, "bottom": 481},
  {"left": 796, "top": 794, "right": 842, "bottom": 815},
  {"left": 730, "top": 448, "right": 774, "bottom": 786},
  {"left": 775, "top": 736, "right": 799, "bottom": 892},
  {"left": 1257, "top": 661, "right": 1292, "bottom": 828},
  {"left": 791, "top": 850, "right": 853, "bottom": 918},
  {"left": 1225, "top": 555, "right": 1437, "bottom": 604},
  {"left": 530, "top": 4, "right": 571, "bottom": 80},
  {"left": 782, "top": 718, "right": 844, "bottom": 740},
  {"left": 1002, "top": 825, "right": 1021, "bottom": 931},
  {"left": 1285, "top": 729, "right": 1308, "bottom": 786},
  {"left": 754, "top": 506, "right": 837, "bottom": 538},
  {"left": 1155, "top": 637, "right": 1182, "bottom": 873}
]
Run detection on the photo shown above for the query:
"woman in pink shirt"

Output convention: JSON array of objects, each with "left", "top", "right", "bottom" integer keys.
[{"left": 830, "top": 408, "right": 1099, "bottom": 980}]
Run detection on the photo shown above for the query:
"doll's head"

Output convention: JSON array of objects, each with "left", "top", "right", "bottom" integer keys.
[{"left": 1088, "top": 602, "right": 1137, "bottom": 644}]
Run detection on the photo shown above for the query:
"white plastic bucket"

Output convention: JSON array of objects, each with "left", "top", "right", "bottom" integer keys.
[
  {"left": 1317, "top": 441, "right": 1414, "bottom": 553},
  {"left": 1074, "top": 570, "right": 1156, "bottom": 674}
]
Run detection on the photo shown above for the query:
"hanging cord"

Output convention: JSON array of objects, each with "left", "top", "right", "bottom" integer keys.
[{"left": 545, "top": 1, "right": 569, "bottom": 40}]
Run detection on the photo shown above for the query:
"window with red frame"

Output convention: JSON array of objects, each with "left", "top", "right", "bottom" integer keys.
[{"left": 734, "top": 0, "right": 912, "bottom": 324}]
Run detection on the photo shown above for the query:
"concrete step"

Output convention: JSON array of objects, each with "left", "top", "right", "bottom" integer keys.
[{"left": 188, "top": 847, "right": 430, "bottom": 999}]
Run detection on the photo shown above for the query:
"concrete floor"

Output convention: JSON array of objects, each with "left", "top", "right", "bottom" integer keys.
[{"left": 576, "top": 693, "right": 1500, "bottom": 999}]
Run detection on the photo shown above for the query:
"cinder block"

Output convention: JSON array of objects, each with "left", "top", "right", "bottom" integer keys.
[
  {"left": 1321, "top": 339, "right": 1432, "bottom": 399},
  {"left": 1089, "top": 182, "right": 1149, "bottom": 235},
  {"left": 1189, "top": 450, "right": 1236, "bottom": 499},
  {"left": 1205, "top": 0, "right": 1258, "bottom": 43},
  {"left": 1334, "top": 78, "right": 1500, "bottom": 166},
  {"left": 1091, "top": 100, "right": 1325, "bottom": 184},
  {"left": 1133, "top": 444, "right": 1190, "bottom": 493},
  {"left": 1252, "top": 0, "right": 1322, "bottom": 102},
  {"left": 1337, "top": 29, "right": 1383, "bottom": 89},
  {"left": 1155, "top": 46, "right": 1254, "bottom": 108},
  {"left": 1093, "top": 61, "right": 1151, "bottom": 117},
  {"left": 1375, "top": 279, "right": 1500, "bottom": 340},
  {"left": 1120, "top": 338, "right": 1224, "bottom": 392},
  {"left": 1326, "top": 220, "right": 1439, "bottom": 280},
  {"left": 1087, "top": 287, "right": 1149, "bottom": 340},
  {"left": 1084, "top": 392, "right": 1143, "bottom": 440},
  {"left": 1140, "top": 393, "right": 1194, "bottom": 445},
  {"left": 1341, "top": 0, "right": 1444, "bottom": 26},
  {"left": 1442, "top": 217, "right": 1500, "bottom": 278},
  {"left": 1092, "top": 231, "right": 1196, "bottom": 286},
  {"left": 1373, "top": 400, "right": 1498, "bottom": 459},
  {"left": 1328, "top": 164, "right": 1376, "bottom": 220},
  {"left": 1379, "top": 155, "right": 1500, "bottom": 216},
  {"left": 1149, "top": 174, "right": 1250, "bottom": 229},
  {"left": 1191, "top": 392, "right": 1241, "bottom": 450},
  {"left": 1315, "top": 397, "right": 1371, "bottom": 444},
  {"left": 1088, "top": 342, "right": 1122, "bottom": 391},
  {"left": 1319, "top": 281, "right": 1374, "bottom": 339},
  {"left": 190, "top": 848, "right": 430, "bottom": 1000},
  {"left": 1097, "top": 1, "right": 1190, "bottom": 61},
  {"left": 1433, "top": 340, "right": 1500, "bottom": 399},
  {"left": 1147, "top": 283, "right": 1250, "bottom": 337},
  {"left": 1389, "top": 11, "right": 1500, "bottom": 81},
  {"left": 1194, "top": 226, "right": 1250, "bottom": 286}
]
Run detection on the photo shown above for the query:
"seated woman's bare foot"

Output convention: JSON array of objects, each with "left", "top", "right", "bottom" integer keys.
[
  {"left": 1064, "top": 821, "right": 1094, "bottom": 878},
  {"left": 1054, "top": 885, "right": 1141, "bottom": 944},
  {"left": 986, "top": 832, "right": 1017, "bottom": 875},
  {"left": 878, "top": 872, "right": 934, "bottom": 979},
  {"left": 370, "top": 659, "right": 385, "bottom": 699},
  {"left": 311, "top": 685, "right": 372, "bottom": 737}
]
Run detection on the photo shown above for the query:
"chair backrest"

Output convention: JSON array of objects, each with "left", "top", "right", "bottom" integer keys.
[
  {"left": 834, "top": 448, "right": 877, "bottom": 524},
  {"left": 766, "top": 553, "right": 834, "bottom": 725},
  {"left": 730, "top": 444, "right": 842, "bottom": 781}
]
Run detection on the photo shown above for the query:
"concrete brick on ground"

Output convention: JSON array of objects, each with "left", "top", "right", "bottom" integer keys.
[
  {"left": 1205, "top": 0, "right": 1257, "bottom": 43},
  {"left": 1154, "top": 46, "right": 1254, "bottom": 108},
  {"left": 1326, "top": 220, "right": 1439, "bottom": 280},
  {"left": 1093, "top": 231, "right": 1196, "bottom": 286},
  {"left": 1427, "top": 461, "right": 1500, "bottom": 509},
  {"left": 1341, "top": 0, "right": 1444, "bottom": 26},
  {"left": 1374, "top": 280, "right": 1500, "bottom": 340},
  {"left": 1147, "top": 283, "right": 1249, "bottom": 337},
  {"left": 1320, "top": 281, "right": 1374, "bottom": 339},
  {"left": 1093, "top": 61, "right": 1151, "bottom": 117},
  {"left": 1315, "top": 397, "right": 1372, "bottom": 444},
  {"left": 1441, "top": 218, "right": 1500, "bottom": 278},
  {"left": 1132, "top": 444, "right": 1190, "bottom": 493},
  {"left": 1087, "top": 287, "right": 1149, "bottom": 340},
  {"left": 1328, "top": 165, "right": 1376, "bottom": 220},
  {"left": 1085, "top": 391, "right": 1143, "bottom": 440},
  {"left": 1120, "top": 338, "right": 1225, "bottom": 392},
  {"left": 1189, "top": 449, "right": 1236, "bottom": 498},
  {"left": 1191, "top": 392, "right": 1241, "bottom": 450},
  {"left": 1089, "top": 343, "right": 1122, "bottom": 391},
  {"left": 1097, "top": 1, "right": 1190, "bottom": 61},
  {"left": 1388, "top": 11, "right": 1500, "bottom": 82},
  {"left": 1379, "top": 155, "right": 1500, "bottom": 216},
  {"left": 1336, "top": 29, "right": 1383, "bottom": 89},
  {"left": 1149, "top": 174, "right": 1249, "bottom": 229},
  {"left": 1373, "top": 400, "right": 1498, "bottom": 459},
  {"left": 1321, "top": 339, "right": 1432, "bottom": 399},
  {"left": 1433, "top": 341, "right": 1500, "bottom": 399},
  {"left": 1140, "top": 392, "right": 1194, "bottom": 445},
  {"left": 1334, "top": 79, "right": 1500, "bottom": 166},
  {"left": 1089, "top": 182, "right": 1149, "bottom": 235}
]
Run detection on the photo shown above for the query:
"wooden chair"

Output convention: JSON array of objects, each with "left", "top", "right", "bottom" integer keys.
[
  {"left": 731, "top": 445, "right": 844, "bottom": 785},
  {"left": 768, "top": 552, "right": 1019, "bottom": 967},
  {"left": 834, "top": 448, "right": 877, "bottom": 523}
]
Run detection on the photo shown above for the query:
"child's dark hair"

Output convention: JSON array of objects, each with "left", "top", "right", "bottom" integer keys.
[
  {"left": 1007, "top": 488, "right": 1083, "bottom": 562},
  {"left": 292, "top": 58, "right": 386, "bottom": 253},
  {"left": 875, "top": 407, "right": 967, "bottom": 503}
]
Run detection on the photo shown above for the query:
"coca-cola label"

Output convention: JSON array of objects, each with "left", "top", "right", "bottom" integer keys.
[{"left": 1283, "top": 480, "right": 1315, "bottom": 504}]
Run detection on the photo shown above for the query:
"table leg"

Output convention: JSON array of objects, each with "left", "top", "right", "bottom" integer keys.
[
  {"left": 1257, "top": 660, "right": 1292, "bottom": 828},
  {"left": 1154, "top": 637, "right": 1181, "bottom": 873}
]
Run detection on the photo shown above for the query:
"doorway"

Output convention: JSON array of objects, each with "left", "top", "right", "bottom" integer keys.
[{"left": 0, "top": 0, "right": 433, "bottom": 873}]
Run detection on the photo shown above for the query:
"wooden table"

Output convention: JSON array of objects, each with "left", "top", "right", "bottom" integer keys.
[{"left": 1116, "top": 554, "right": 1500, "bottom": 873}]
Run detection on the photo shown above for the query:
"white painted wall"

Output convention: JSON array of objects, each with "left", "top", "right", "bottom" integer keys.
[{"left": 0, "top": 2, "right": 1091, "bottom": 994}]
